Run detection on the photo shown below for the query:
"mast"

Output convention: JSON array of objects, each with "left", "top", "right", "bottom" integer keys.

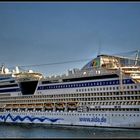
[
  {"left": 119, "top": 66, "right": 123, "bottom": 92},
  {"left": 135, "top": 50, "right": 139, "bottom": 66}
]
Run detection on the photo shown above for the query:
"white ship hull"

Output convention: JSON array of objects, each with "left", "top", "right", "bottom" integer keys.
[{"left": 0, "top": 111, "right": 140, "bottom": 128}]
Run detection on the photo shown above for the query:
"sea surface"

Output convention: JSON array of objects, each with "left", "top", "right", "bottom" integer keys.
[{"left": 0, "top": 123, "right": 140, "bottom": 139}]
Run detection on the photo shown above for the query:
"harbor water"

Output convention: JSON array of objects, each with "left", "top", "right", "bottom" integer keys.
[{"left": 0, "top": 123, "right": 140, "bottom": 138}]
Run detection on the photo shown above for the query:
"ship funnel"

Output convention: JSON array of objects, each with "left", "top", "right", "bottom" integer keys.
[
  {"left": 1, "top": 65, "right": 10, "bottom": 74},
  {"left": 15, "top": 66, "right": 19, "bottom": 73},
  {"left": 4, "top": 68, "right": 10, "bottom": 74}
]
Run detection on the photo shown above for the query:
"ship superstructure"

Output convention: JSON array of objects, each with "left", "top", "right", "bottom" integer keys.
[{"left": 0, "top": 51, "right": 140, "bottom": 128}]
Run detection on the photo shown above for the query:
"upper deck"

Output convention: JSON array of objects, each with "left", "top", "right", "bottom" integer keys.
[{"left": 0, "top": 50, "right": 140, "bottom": 84}]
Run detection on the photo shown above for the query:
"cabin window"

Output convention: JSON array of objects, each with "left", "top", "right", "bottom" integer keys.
[{"left": 123, "top": 80, "right": 126, "bottom": 84}]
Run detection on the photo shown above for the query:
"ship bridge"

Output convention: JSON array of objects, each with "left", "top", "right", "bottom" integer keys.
[{"left": 82, "top": 50, "right": 140, "bottom": 70}]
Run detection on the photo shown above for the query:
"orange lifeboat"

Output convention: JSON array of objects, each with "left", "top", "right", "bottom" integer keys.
[
  {"left": 55, "top": 103, "right": 65, "bottom": 109},
  {"left": 67, "top": 102, "right": 78, "bottom": 109},
  {"left": 44, "top": 103, "right": 54, "bottom": 109},
  {"left": 19, "top": 104, "right": 27, "bottom": 108}
]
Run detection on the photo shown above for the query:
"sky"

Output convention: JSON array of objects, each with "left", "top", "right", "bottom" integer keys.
[{"left": 0, "top": 2, "right": 140, "bottom": 76}]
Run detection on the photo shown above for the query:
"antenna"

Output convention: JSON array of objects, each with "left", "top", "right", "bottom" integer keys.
[{"left": 97, "top": 36, "right": 101, "bottom": 56}]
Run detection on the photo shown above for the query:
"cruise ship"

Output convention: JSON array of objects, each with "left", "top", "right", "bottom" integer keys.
[{"left": 0, "top": 51, "right": 140, "bottom": 128}]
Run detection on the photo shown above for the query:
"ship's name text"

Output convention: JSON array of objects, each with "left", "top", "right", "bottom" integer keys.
[{"left": 79, "top": 117, "right": 107, "bottom": 123}]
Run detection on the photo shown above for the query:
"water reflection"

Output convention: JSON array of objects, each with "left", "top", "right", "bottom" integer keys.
[{"left": 0, "top": 123, "right": 140, "bottom": 138}]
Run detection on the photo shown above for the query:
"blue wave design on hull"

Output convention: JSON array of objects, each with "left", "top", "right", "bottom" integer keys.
[{"left": 0, "top": 113, "right": 64, "bottom": 123}]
